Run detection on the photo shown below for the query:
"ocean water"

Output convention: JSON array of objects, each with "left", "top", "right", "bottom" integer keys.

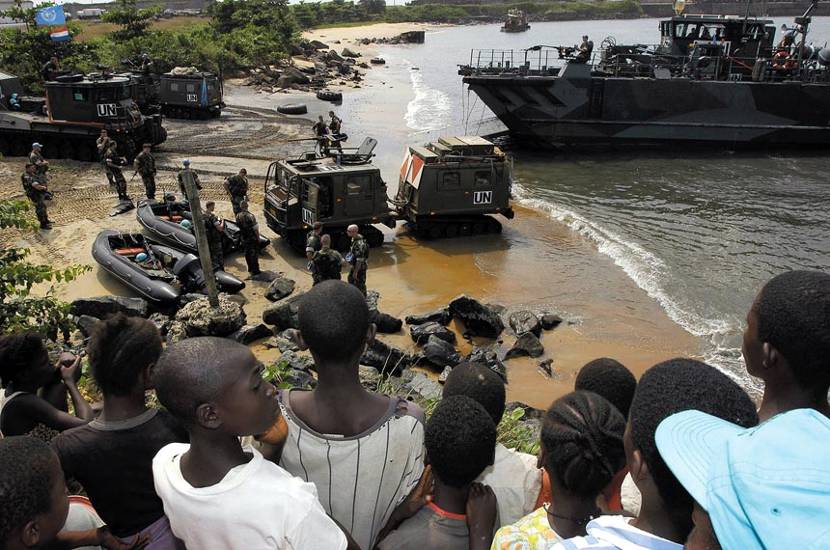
[{"left": 370, "top": 18, "right": 830, "bottom": 391}]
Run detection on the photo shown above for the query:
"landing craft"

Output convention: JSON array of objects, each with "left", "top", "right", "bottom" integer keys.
[{"left": 460, "top": 0, "right": 830, "bottom": 148}]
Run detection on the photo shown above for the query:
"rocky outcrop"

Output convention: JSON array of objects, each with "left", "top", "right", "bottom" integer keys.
[
  {"left": 509, "top": 311, "right": 542, "bottom": 337},
  {"left": 230, "top": 323, "right": 273, "bottom": 345},
  {"left": 504, "top": 333, "right": 545, "bottom": 359},
  {"left": 70, "top": 296, "right": 148, "bottom": 319},
  {"left": 448, "top": 295, "right": 504, "bottom": 338},
  {"left": 276, "top": 66, "right": 311, "bottom": 88},
  {"left": 399, "top": 370, "right": 442, "bottom": 400},
  {"left": 465, "top": 344, "right": 507, "bottom": 381},
  {"left": 276, "top": 350, "right": 316, "bottom": 373},
  {"left": 341, "top": 48, "right": 360, "bottom": 58},
  {"left": 265, "top": 275, "right": 296, "bottom": 302},
  {"left": 371, "top": 311, "right": 403, "bottom": 334},
  {"left": 420, "top": 335, "right": 461, "bottom": 369},
  {"left": 165, "top": 321, "right": 188, "bottom": 345},
  {"left": 405, "top": 307, "right": 451, "bottom": 326},
  {"left": 147, "top": 312, "right": 171, "bottom": 337},
  {"left": 262, "top": 293, "right": 304, "bottom": 331},
  {"left": 540, "top": 313, "right": 563, "bottom": 331},
  {"left": 308, "top": 39, "right": 329, "bottom": 50},
  {"left": 175, "top": 295, "right": 246, "bottom": 337},
  {"left": 361, "top": 339, "right": 411, "bottom": 375},
  {"left": 75, "top": 315, "right": 99, "bottom": 338},
  {"left": 410, "top": 321, "right": 456, "bottom": 345}
]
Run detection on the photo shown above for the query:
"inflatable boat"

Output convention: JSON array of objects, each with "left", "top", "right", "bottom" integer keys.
[
  {"left": 92, "top": 230, "right": 245, "bottom": 304},
  {"left": 136, "top": 198, "right": 270, "bottom": 254}
]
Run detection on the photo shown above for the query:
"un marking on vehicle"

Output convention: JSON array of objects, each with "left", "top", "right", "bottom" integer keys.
[
  {"left": 302, "top": 207, "right": 315, "bottom": 224},
  {"left": 473, "top": 191, "right": 492, "bottom": 205},
  {"left": 186, "top": 94, "right": 198, "bottom": 102},
  {"left": 96, "top": 103, "right": 117, "bottom": 117}
]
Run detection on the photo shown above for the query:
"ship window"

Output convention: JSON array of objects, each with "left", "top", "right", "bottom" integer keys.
[
  {"left": 440, "top": 172, "right": 461, "bottom": 191},
  {"left": 72, "top": 88, "right": 88, "bottom": 102},
  {"left": 474, "top": 171, "right": 491, "bottom": 187}
]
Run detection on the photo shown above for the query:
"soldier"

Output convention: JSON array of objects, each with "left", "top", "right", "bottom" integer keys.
[
  {"left": 41, "top": 56, "right": 60, "bottom": 81},
  {"left": 21, "top": 164, "right": 51, "bottom": 229},
  {"left": 224, "top": 168, "right": 248, "bottom": 216},
  {"left": 96, "top": 130, "right": 115, "bottom": 186},
  {"left": 346, "top": 224, "right": 369, "bottom": 296},
  {"left": 311, "top": 234, "right": 344, "bottom": 285},
  {"left": 305, "top": 221, "right": 323, "bottom": 260},
  {"left": 104, "top": 141, "right": 130, "bottom": 201},
  {"left": 28, "top": 142, "right": 48, "bottom": 180},
  {"left": 576, "top": 35, "right": 594, "bottom": 63},
  {"left": 312, "top": 115, "right": 328, "bottom": 138},
  {"left": 133, "top": 143, "right": 157, "bottom": 201},
  {"left": 203, "top": 201, "right": 225, "bottom": 271},
  {"left": 235, "top": 200, "right": 262, "bottom": 277},
  {"left": 328, "top": 111, "right": 344, "bottom": 152},
  {"left": 177, "top": 159, "right": 202, "bottom": 200}
]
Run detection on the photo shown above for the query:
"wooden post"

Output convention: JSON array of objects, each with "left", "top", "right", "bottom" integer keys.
[{"left": 181, "top": 170, "right": 220, "bottom": 308}]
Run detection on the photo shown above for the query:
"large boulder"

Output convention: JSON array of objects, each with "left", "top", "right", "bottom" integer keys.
[
  {"left": 420, "top": 335, "right": 461, "bottom": 369},
  {"left": 504, "top": 333, "right": 544, "bottom": 360},
  {"left": 262, "top": 292, "right": 304, "bottom": 331},
  {"left": 509, "top": 310, "right": 542, "bottom": 337},
  {"left": 410, "top": 321, "right": 456, "bottom": 345},
  {"left": 309, "top": 39, "right": 329, "bottom": 50},
  {"left": 448, "top": 295, "right": 504, "bottom": 338},
  {"left": 70, "top": 296, "right": 148, "bottom": 319},
  {"left": 540, "top": 313, "right": 563, "bottom": 331},
  {"left": 361, "top": 338, "right": 411, "bottom": 375},
  {"left": 326, "top": 50, "right": 345, "bottom": 63},
  {"left": 265, "top": 275, "right": 296, "bottom": 302},
  {"left": 400, "top": 370, "right": 442, "bottom": 400},
  {"left": 229, "top": 323, "right": 273, "bottom": 345},
  {"left": 466, "top": 344, "right": 507, "bottom": 382},
  {"left": 341, "top": 48, "right": 360, "bottom": 58},
  {"left": 370, "top": 310, "right": 403, "bottom": 334},
  {"left": 276, "top": 66, "right": 310, "bottom": 88},
  {"left": 175, "top": 295, "right": 246, "bottom": 337},
  {"left": 405, "top": 307, "right": 451, "bottom": 326}
]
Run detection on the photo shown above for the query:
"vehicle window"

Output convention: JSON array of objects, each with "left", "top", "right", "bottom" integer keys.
[
  {"left": 170, "top": 83, "right": 179, "bottom": 92},
  {"left": 440, "top": 172, "right": 461, "bottom": 191},
  {"left": 96, "top": 87, "right": 114, "bottom": 101},
  {"left": 474, "top": 171, "right": 491, "bottom": 187},
  {"left": 186, "top": 84, "right": 196, "bottom": 92},
  {"left": 72, "top": 88, "right": 88, "bottom": 102},
  {"left": 346, "top": 175, "right": 372, "bottom": 197}
]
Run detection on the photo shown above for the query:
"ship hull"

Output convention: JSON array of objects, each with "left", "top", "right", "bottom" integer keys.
[{"left": 463, "top": 69, "right": 830, "bottom": 147}]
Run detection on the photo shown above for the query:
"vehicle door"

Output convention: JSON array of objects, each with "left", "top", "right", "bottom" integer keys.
[
  {"left": 343, "top": 173, "right": 374, "bottom": 217},
  {"left": 301, "top": 178, "right": 321, "bottom": 225}
]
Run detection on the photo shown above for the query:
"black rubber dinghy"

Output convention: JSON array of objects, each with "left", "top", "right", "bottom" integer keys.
[
  {"left": 92, "top": 230, "right": 245, "bottom": 305},
  {"left": 136, "top": 199, "right": 270, "bottom": 255}
]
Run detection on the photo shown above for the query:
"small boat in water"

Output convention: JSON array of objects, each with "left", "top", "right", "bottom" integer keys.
[
  {"left": 92, "top": 230, "right": 245, "bottom": 304},
  {"left": 136, "top": 198, "right": 270, "bottom": 254},
  {"left": 501, "top": 9, "right": 530, "bottom": 33}
]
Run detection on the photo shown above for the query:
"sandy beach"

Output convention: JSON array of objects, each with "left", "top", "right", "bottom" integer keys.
[{"left": 0, "top": 22, "right": 699, "bottom": 410}]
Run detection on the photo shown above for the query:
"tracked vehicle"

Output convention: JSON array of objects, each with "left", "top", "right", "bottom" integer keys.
[
  {"left": 0, "top": 72, "right": 166, "bottom": 160},
  {"left": 263, "top": 136, "right": 513, "bottom": 253},
  {"left": 121, "top": 61, "right": 223, "bottom": 119}
]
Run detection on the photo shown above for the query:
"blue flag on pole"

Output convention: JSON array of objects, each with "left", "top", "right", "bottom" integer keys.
[{"left": 35, "top": 5, "right": 66, "bottom": 27}]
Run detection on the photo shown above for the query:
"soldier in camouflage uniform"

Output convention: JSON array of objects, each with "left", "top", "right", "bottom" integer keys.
[
  {"left": 203, "top": 201, "right": 225, "bottom": 271},
  {"left": 235, "top": 200, "right": 261, "bottom": 277},
  {"left": 311, "top": 234, "right": 344, "bottom": 285},
  {"left": 28, "top": 143, "right": 49, "bottom": 180},
  {"left": 346, "top": 224, "right": 369, "bottom": 296},
  {"left": 305, "top": 221, "right": 323, "bottom": 260},
  {"left": 104, "top": 141, "right": 130, "bottom": 201},
  {"left": 177, "top": 159, "right": 202, "bottom": 200},
  {"left": 96, "top": 130, "right": 115, "bottom": 186},
  {"left": 133, "top": 143, "right": 157, "bottom": 201},
  {"left": 224, "top": 168, "right": 249, "bottom": 216},
  {"left": 21, "top": 164, "right": 51, "bottom": 229}
]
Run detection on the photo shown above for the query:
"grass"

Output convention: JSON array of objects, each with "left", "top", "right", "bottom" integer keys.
[{"left": 74, "top": 15, "right": 209, "bottom": 42}]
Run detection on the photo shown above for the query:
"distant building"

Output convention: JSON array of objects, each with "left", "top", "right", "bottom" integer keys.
[
  {"left": 0, "top": 0, "right": 33, "bottom": 26},
  {"left": 62, "top": 0, "right": 212, "bottom": 19}
]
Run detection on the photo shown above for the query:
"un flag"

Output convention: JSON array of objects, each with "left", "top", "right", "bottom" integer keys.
[{"left": 35, "top": 5, "right": 66, "bottom": 26}]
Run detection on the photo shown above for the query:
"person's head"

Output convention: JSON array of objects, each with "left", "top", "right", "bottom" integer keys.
[
  {"left": 657, "top": 408, "right": 830, "bottom": 550},
  {"left": 99, "top": 129, "right": 107, "bottom": 137},
  {"left": 142, "top": 143, "right": 151, "bottom": 151},
  {"left": 320, "top": 234, "right": 331, "bottom": 249},
  {"left": 87, "top": 314, "right": 161, "bottom": 398},
  {"left": 347, "top": 224, "right": 358, "bottom": 238},
  {"left": 50, "top": 56, "right": 58, "bottom": 64},
  {"left": 239, "top": 200, "right": 249, "bottom": 212},
  {"left": 297, "top": 281, "right": 373, "bottom": 367},
  {"left": 328, "top": 111, "right": 335, "bottom": 117},
  {"left": 442, "top": 362, "right": 506, "bottom": 425},
  {"left": 153, "top": 337, "right": 279, "bottom": 436},
  {"left": 0, "top": 436, "right": 68, "bottom": 550},
  {"left": 0, "top": 332, "right": 53, "bottom": 390},
  {"left": 108, "top": 141, "right": 118, "bottom": 151},
  {"left": 182, "top": 159, "right": 191, "bottom": 167},
  {"left": 31, "top": 143, "right": 42, "bottom": 151},
  {"left": 205, "top": 201, "right": 215, "bottom": 212},
  {"left": 574, "top": 358, "right": 637, "bottom": 418},
  {"left": 313, "top": 221, "right": 322, "bottom": 234},
  {"left": 743, "top": 270, "right": 830, "bottom": 396},
  {"left": 318, "top": 115, "right": 324, "bottom": 122},
  {"left": 25, "top": 164, "right": 35, "bottom": 174},
  {"left": 239, "top": 168, "right": 247, "bottom": 176},
  {"left": 627, "top": 358, "right": 758, "bottom": 535},
  {"left": 582, "top": 35, "right": 589, "bottom": 41},
  {"left": 540, "top": 391, "right": 625, "bottom": 498},
  {"left": 425, "top": 395, "right": 496, "bottom": 489}
]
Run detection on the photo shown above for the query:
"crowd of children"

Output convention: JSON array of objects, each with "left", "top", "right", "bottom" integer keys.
[{"left": 1, "top": 270, "right": 828, "bottom": 549}]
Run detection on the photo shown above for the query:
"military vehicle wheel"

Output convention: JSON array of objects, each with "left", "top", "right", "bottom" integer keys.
[
  {"left": 428, "top": 226, "right": 443, "bottom": 239},
  {"left": 487, "top": 219, "right": 502, "bottom": 233},
  {"left": 459, "top": 224, "right": 472, "bottom": 236},
  {"left": 445, "top": 224, "right": 459, "bottom": 238},
  {"left": 76, "top": 143, "right": 94, "bottom": 162},
  {"left": 316, "top": 90, "right": 343, "bottom": 102},
  {"left": 59, "top": 140, "right": 75, "bottom": 159},
  {"left": 278, "top": 103, "right": 308, "bottom": 115},
  {"left": 472, "top": 222, "right": 486, "bottom": 235}
]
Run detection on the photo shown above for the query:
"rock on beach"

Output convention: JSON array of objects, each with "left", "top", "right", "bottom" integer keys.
[
  {"left": 175, "top": 295, "right": 246, "bottom": 337},
  {"left": 448, "top": 295, "right": 504, "bottom": 338},
  {"left": 70, "top": 296, "right": 148, "bottom": 319}
]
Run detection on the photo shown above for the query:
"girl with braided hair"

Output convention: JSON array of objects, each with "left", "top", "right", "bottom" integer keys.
[{"left": 492, "top": 391, "right": 626, "bottom": 549}]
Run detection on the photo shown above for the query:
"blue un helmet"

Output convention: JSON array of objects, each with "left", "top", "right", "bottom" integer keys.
[
  {"left": 180, "top": 219, "right": 192, "bottom": 230},
  {"left": 135, "top": 252, "right": 148, "bottom": 262}
]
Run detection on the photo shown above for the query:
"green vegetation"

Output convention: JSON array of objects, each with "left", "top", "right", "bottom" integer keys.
[{"left": 0, "top": 200, "right": 90, "bottom": 338}]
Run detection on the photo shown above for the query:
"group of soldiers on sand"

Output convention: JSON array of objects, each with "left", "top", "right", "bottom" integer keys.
[{"left": 305, "top": 221, "right": 369, "bottom": 296}]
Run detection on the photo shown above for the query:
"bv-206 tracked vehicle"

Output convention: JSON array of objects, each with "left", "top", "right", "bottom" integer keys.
[
  {"left": 263, "top": 136, "right": 514, "bottom": 253},
  {"left": 0, "top": 72, "right": 166, "bottom": 160},
  {"left": 121, "top": 61, "right": 223, "bottom": 119}
]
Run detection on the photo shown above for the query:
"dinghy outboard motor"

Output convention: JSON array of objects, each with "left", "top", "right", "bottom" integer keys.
[
  {"left": 172, "top": 253, "right": 207, "bottom": 293},
  {"left": 818, "top": 47, "right": 830, "bottom": 66}
]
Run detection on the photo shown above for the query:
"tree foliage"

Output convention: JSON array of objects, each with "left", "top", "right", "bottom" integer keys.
[
  {"left": 101, "top": 0, "right": 162, "bottom": 42},
  {"left": 0, "top": 201, "right": 90, "bottom": 338}
]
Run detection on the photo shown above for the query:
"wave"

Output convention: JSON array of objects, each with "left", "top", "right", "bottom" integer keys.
[
  {"left": 403, "top": 65, "right": 452, "bottom": 132},
  {"left": 512, "top": 183, "right": 762, "bottom": 395}
]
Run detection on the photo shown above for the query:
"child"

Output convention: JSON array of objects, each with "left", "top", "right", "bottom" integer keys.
[
  {"left": 553, "top": 358, "right": 758, "bottom": 550},
  {"left": 442, "top": 362, "right": 542, "bottom": 526},
  {"left": 493, "top": 391, "right": 626, "bottom": 548},
  {"left": 742, "top": 270, "right": 830, "bottom": 421},
  {"left": 151, "top": 337, "right": 350, "bottom": 549},
  {"left": 279, "top": 281, "right": 425, "bottom": 549},
  {"left": 52, "top": 314, "right": 188, "bottom": 548},
  {"left": 377, "top": 395, "right": 498, "bottom": 550}
]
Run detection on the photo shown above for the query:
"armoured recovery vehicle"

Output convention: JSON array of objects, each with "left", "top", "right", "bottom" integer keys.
[
  {"left": 121, "top": 59, "right": 223, "bottom": 119},
  {"left": 263, "top": 136, "right": 513, "bottom": 253},
  {"left": 0, "top": 72, "right": 166, "bottom": 160},
  {"left": 460, "top": 0, "right": 830, "bottom": 147}
]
